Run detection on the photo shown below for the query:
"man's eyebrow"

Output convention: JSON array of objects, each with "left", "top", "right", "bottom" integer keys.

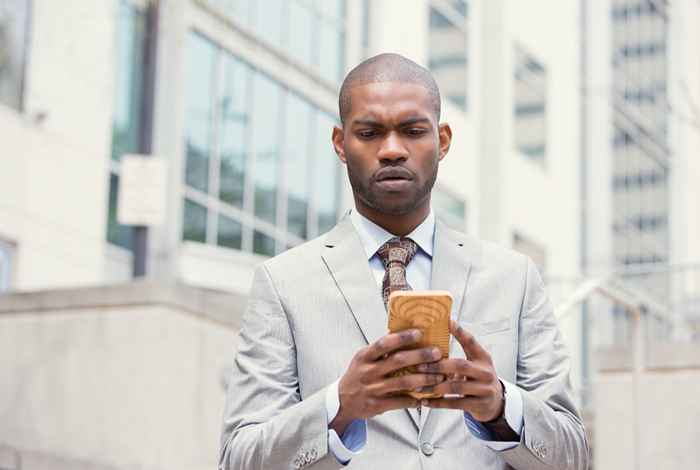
[
  {"left": 351, "top": 118, "right": 382, "bottom": 127},
  {"left": 351, "top": 117, "right": 432, "bottom": 127},
  {"left": 398, "top": 117, "right": 431, "bottom": 126}
]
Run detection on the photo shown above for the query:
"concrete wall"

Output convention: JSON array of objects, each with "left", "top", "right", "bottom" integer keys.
[
  {"left": 0, "top": 0, "right": 117, "bottom": 290},
  {"left": 594, "top": 344, "right": 700, "bottom": 469},
  {"left": 0, "top": 282, "right": 244, "bottom": 470}
]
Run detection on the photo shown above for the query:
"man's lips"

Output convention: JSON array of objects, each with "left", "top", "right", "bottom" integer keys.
[{"left": 374, "top": 167, "right": 414, "bottom": 182}]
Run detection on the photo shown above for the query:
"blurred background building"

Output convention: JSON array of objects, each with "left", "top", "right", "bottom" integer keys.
[{"left": 1, "top": 0, "right": 699, "bottom": 469}]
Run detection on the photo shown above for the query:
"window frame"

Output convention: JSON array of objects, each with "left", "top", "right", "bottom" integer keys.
[
  {"left": 0, "top": 0, "right": 32, "bottom": 112},
  {"left": 181, "top": 30, "right": 343, "bottom": 258},
  {"left": 106, "top": 0, "right": 148, "bottom": 251},
  {"left": 0, "top": 239, "right": 16, "bottom": 293},
  {"left": 513, "top": 43, "right": 548, "bottom": 165}
]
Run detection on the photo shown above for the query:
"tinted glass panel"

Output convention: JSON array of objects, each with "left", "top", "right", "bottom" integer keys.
[
  {"left": 285, "top": 92, "right": 312, "bottom": 238},
  {"left": 218, "top": 214, "right": 243, "bottom": 249},
  {"left": 252, "top": 74, "right": 282, "bottom": 224},
  {"left": 112, "top": 1, "right": 145, "bottom": 162},
  {"left": 184, "top": 34, "right": 217, "bottom": 193},
  {"left": 314, "top": 112, "right": 339, "bottom": 234},
  {"left": 0, "top": 0, "right": 30, "bottom": 110},
  {"left": 183, "top": 199, "right": 207, "bottom": 242},
  {"left": 219, "top": 56, "right": 250, "bottom": 208}
]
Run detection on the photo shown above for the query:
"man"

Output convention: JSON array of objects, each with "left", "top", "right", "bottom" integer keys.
[{"left": 219, "top": 53, "right": 589, "bottom": 470}]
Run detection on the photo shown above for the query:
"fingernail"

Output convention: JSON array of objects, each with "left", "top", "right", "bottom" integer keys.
[
  {"left": 432, "top": 348, "right": 441, "bottom": 359},
  {"left": 412, "top": 329, "right": 422, "bottom": 340}
]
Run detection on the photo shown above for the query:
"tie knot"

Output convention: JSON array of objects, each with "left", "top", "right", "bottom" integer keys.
[{"left": 376, "top": 237, "right": 418, "bottom": 269}]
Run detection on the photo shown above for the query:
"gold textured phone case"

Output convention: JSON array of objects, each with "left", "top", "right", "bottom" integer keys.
[{"left": 387, "top": 290, "right": 452, "bottom": 399}]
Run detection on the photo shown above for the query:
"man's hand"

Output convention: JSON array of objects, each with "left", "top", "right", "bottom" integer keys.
[
  {"left": 330, "top": 329, "right": 446, "bottom": 435},
  {"left": 417, "top": 320, "right": 504, "bottom": 422}
]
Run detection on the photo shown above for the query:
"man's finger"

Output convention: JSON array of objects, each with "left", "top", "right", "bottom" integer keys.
[
  {"left": 372, "top": 372, "right": 445, "bottom": 395},
  {"left": 415, "top": 358, "right": 490, "bottom": 381},
  {"left": 450, "top": 320, "right": 490, "bottom": 360},
  {"left": 374, "top": 346, "right": 442, "bottom": 376},
  {"left": 364, "top": 329, "right": 422, "bottom": 361}
]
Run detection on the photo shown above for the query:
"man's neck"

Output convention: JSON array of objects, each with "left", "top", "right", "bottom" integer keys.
[{"left": 353, "top": 200, "right": 431, "bottom": 236}]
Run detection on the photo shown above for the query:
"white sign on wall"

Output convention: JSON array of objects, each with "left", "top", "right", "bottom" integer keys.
[{"left": 117, "top": 154, "right": 168, "bottom": 226}]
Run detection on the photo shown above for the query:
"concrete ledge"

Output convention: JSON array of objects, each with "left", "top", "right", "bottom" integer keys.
[
  {"left": 0, "top": 281, "right": 246, "bottom": 329},
  {"left": 596, "top": 345, "right": 634, "bottom": 372},
  {"left": 646, "top": 343, "right": 700, "bottom": 369},
  {"left": 596, "top": 342, "right": 700, "bottom": 371}
]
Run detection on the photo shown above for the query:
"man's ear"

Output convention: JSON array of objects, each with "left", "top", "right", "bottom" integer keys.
[
  {"left": 332, "top": 125, "right": 346, "bottom": 164},
  {"left": 438, "top": 123, "right": 452, "bottom": 162}
]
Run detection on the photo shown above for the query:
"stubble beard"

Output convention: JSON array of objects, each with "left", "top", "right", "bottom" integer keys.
[{"left": 346, "top": 158, "right": 438, "bottom": 216}]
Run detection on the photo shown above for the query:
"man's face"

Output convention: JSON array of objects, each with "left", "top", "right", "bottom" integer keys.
[{"left": 333, "top": 82, "right": 451, "bottom": 216}]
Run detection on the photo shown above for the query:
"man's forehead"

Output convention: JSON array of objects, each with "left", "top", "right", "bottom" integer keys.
[
  {"left": 347, "top": 80, "right": 434, "bottom": 100},
  {"left": 346, "top": 82, "right": 435, "bottom": 120}
]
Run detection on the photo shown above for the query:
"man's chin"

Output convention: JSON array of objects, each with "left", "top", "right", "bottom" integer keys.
[{"left": 369, "top": 200, "right": 421, "bottom": 216}]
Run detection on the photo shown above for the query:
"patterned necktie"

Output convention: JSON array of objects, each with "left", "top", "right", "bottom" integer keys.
[{"left": 376, "top": 237, "right": 418, "bottom": 308}]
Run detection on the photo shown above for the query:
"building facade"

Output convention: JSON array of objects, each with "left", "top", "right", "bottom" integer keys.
[{"left": 1, "top": 0, "right": 585, "bottom": 393}]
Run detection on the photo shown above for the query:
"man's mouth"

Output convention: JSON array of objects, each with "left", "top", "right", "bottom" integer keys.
[{"left": 374, "top": 167, "right": 414, "bottom": 182}]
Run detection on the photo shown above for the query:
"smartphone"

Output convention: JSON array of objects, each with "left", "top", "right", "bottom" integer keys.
[{"left": 387, "top": 290, "right": 453, "bottom": 399}]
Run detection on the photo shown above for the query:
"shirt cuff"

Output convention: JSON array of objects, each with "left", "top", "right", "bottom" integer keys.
[
  {"left": 325, "top": 379, "right": 367, "bottom": 464},
  {"left": 463, "top": 378, "right": 524, "bottom": 451}
]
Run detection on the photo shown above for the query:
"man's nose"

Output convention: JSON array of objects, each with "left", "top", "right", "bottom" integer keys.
[{"left": 377, "top": 131, "right": 409, "bottom": 162}]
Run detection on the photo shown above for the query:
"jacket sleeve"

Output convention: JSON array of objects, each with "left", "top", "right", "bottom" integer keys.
[
  {"left": 219, "top": 264, "right": 345, "bottom": 470},
  {"left": 498, "top": 258, "right": 591, "bottom": 470}
]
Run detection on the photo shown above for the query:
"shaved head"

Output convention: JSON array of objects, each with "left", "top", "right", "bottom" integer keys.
[{"left": 339, "top": 53, "right": 441, "bottom": 125}]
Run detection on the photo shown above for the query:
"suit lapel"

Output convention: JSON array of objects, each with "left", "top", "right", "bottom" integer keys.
[
  {"left": 421, "top": 219, "right": 474, "bottom": 432},
  {"left": 321, "top": 216, "right": 421, "bottom": 431},
  {"left": 321, "top": 217, "right": 388, "bottom": 347}
]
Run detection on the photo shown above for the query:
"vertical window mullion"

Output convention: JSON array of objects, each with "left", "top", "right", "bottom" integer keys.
[
  {"left": 276, "top": 90, "right": 289, "bottom": 253},
  {"left": 207, "top": 47, "right": 225, "bottom": 245},
  {"left": 307, "top": 111, "right": 319, "bottom": 238},
  {"left": 241, "top": 68, "right": 256, "bottom": 252}
]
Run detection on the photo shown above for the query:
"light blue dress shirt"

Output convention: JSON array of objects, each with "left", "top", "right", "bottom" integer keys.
[{"left": 325, "top": 209, "right": 524, "bottom": 464}]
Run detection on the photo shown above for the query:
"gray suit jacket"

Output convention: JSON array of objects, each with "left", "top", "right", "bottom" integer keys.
[{"left": 219, "top": 216, "right": 589, "bottom": 470}]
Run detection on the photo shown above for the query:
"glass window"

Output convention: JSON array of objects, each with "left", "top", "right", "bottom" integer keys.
[
  {"left": 181, "top": 31, "right": 344, "bottom": 257},
  {"left": 252, "top": 73, "right": 282, "bottom": 225},
  {"left": 211, "top": 0, "right": 252, "bottom": 27},
  {"left": 428, "top": 5, "right": 468, "bottom": 110},
  {"left": 218, "top": 214, "right": 242, "bottom": 249},
  {"left": 183, "top": 199, "right": 208, "bottom": 243},
  {"left": 285, "top": 92, "right": 312, "bottom": 239},
  {"left": 287, "top": 0, "right": 314, "bottom": 68},
  {"left": 0, "top": 0, "right": 30, "bottom": 110},
  {"left": 316, "top": 0, "right": 344, "bottom": 20},
  {"left": 0, "top": 239, "right": 14, "bottom": 293},
  {"left": 253, "top": 230, "right": 275, "bottom": 256},
  {"left": 219, "top": 55, "right": 250, "bottom": 208},
  {"left": 513, "top": 45, "right": 547, "bottom": 161},
  {"left": 319, "top": 20, "right": 344, "bottom": 84},
  {"left": 432, "top": 189, "right": 466, "bottom": 230},
  {"left": 184, "top": 33, "right": 217, "bottom": 193},
  {"left": 112, "top": 0, "right": 145, "bottom": 162},
  {"left": 107, "top": 0, "right": 145, "bottom": 251},
  {"left": 107, "top": 174, "right": 133, "bottom": 249},
  {"left": 253, "top": 0, "right": 285, "bottom": 50},
  {"left": 314, "top": 112, "right": 340, "bottom": 234}
]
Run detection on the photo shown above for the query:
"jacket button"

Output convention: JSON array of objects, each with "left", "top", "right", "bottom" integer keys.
[{"left": 420, "top": 442, "right": 434, "bottom": 456}]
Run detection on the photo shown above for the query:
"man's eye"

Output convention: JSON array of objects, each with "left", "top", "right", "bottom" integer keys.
[
  {"left": 406, "top": 128, "right": 427, "bottom": 136},
  {"left": 357, "top": 130, "right": 378, "bottom": 139}
]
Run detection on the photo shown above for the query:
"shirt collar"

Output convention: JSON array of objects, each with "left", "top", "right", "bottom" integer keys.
[{"left": 349, "top": 207, "right": 435, "bottom": 260}]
